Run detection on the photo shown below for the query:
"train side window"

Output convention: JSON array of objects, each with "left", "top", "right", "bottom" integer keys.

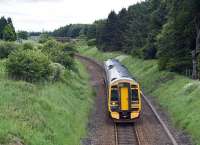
[
  {"left": 132, "top": 89, "right": 138, "bottom": 101},
  {"left": 111, "top": 89, "right": 119, "bottom": 101}
]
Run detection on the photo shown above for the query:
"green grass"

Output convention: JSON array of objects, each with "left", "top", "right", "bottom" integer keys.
[
  {"left": 77, "top": 42, "right": 200, "bottom": 145},
  {"left": 0, "top": 60, "right": 93, "bottom": 145}
]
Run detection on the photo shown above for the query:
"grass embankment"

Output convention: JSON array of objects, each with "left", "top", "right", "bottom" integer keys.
[
  {"left": 77, "top": 42, "right": 200, "bottom": 145},
  {"left": 0, "top": 60, "right": 93, "bottom": 145}
]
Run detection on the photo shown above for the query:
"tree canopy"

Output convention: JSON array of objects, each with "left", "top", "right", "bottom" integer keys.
[
  {"left": 52, "top": 24, "right": 88, "bottom": 38},
  {"left": 0, "top": 16, "right": 16, "bottom": 41}
]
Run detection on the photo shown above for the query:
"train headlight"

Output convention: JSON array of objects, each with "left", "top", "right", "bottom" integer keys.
[
  {"left": 112, "top": 102, "right": 116, "bottom": 105},
  {"left": 111, "top": 112, "right": 119, "bottom": 119},
  {"left": 110, "top": 103, "right": 119, "bottom": 111}
]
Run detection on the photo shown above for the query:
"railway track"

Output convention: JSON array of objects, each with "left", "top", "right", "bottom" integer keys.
[
  {"left": 115, "top": 123, "right": 140, "bottom": 145},
  {"left": 76, "top": 54, "right": 179, "bottom": 145}
]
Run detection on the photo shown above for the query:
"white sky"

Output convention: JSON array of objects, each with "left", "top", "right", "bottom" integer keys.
[{"left": 0, "top": 0, "right": 142, "bottom": 32}]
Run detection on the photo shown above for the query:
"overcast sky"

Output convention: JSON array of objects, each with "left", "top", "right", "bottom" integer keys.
[{"left": 0, "top": 0, "right": 142, "bottom": 32}]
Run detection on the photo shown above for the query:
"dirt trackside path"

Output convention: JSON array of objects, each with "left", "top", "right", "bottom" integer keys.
[{"left": 77, "top": 56, "right": 115, "bottom": 145}]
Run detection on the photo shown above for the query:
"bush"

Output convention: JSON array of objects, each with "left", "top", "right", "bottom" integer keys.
[
  {"left": 42, "top": 39, "right": 59, "bottom": 54},
  {"left": 63, "top": 43, "right": 76, "bottom": 54},
  {"left": 53, "top": 51, "right": 75, "bottom": 70},
  {"left": 49, "top": 63, "right": 65, "bottom": 81},
  {"left": 6, "top": 49, "right": 51, "bottom": 82},
  {"left": 23, "top": 43, "right": 34, "bottom": 50},
  {"left": 0, "top": 41, "right": 20, "bottom": 59},
  {"left": 87, "top": 39, "right": 96, "bottom": 46},
  {"left": 42, "top": 40, "right": 75, "bottom": 70}
]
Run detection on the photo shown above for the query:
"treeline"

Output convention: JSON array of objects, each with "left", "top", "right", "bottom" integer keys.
[
  {"left": 0, "top": 17, "right": 16, "bottom": 41},
  {"left": 85, "top": 0, "right": 200, "bottom": 78},
  {"left": 52, "top": 24, "right": 89, "bottom": 38}
]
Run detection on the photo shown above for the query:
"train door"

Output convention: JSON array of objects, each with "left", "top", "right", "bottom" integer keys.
[{"left": 120, "top": 87, "right": 129, "bottom": 111}]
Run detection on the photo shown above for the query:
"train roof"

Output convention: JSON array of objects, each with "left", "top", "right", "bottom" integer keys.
[{"left": 104, "top": 59, "right": 138, "bottom": 84}]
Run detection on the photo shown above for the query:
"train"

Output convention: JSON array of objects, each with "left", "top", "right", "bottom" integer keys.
[{"left": 104, "top": 59, "right": 142, "bottom": 122}]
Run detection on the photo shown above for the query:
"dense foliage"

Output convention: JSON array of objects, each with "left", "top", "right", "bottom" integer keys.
[
  {"left": 7, "top": 49, "right": 51, "bottom": 82},
  {"left": 0, "top": 41, "right": 20, "bottom": 59},
  {"left": 2, "top": 39, "right": 76, "bottom": 83},
  {"left": 0, "top": 17, "right": 16, "bottom": 41},
  {"left": 85, "top": 0, "right": 200, "bottom": 77},
  {"left": 42, "top": 40, "right": 75, "bottom": 70},
  {"left": 17, "top": 31, "right": 28, "bottom": 40}
]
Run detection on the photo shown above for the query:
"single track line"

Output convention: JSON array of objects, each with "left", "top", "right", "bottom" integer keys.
[{"left": 115, "top": 123, "right": 139, "bottom": 145}]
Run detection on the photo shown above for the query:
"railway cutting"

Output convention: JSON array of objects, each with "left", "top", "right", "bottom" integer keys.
[{"left": 77, "top": 54, "right": 191, "bottom": 145}]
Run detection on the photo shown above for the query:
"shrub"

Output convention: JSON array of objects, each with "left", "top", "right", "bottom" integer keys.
[
  {"left": 87, "top": 39, "right": 96, "bottom": 46},
  {"left": 42, "top": 40, "right": 75, "bottom": 70},
  {"left": 0, "top": 41, "right": 20, "bottom": 59},
  {"left": 49, "top": 63, "right": 65, "bottom": 81},
  {"left": 41, "top": 39, "right": 59, "bottom": 55},
  {"left": 53, "top": 51, "right": 75, "bottom": 70},
  {"left": 63, "top": 43, "right": 76, "bottom": 54},
  {"left": 23, "top": 43, "right": 34, "bottom": 50},
  {"left": 6, "top": 49, "right": 51, "bottom": 82}
]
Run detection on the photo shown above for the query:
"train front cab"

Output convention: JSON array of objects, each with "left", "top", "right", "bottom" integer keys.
[{"left": 108, "top": 80, "right": 141, "bottom": 122}]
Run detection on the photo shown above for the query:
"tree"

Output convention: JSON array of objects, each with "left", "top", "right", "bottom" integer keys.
[
  {"left": 117, "top": 8, "right": 129, "bottom": 52},
  {"left": 157, "top": 0, "right": 199, "bottom": 73},
  {"left": 95, "top": 19, "right": 106, "bottom": 50},
  {"left": 17, "top": 31, "right": 28, "bottom": 40},
  {"left": 96, "top": 11, "right": 119, "bottom": 51},
  {"left": 0, "top": 17, "right": 16, "bottom": 41},
  {"left": 3, "top": 24, "right": 16, "bottom": 41},
  {"left": 86, "top": 24, "right": 96, "bottom": 39},
  {"left": 0, "top": 17, "right": 7, "bottom": 39},
  {"left": 143, "top": 0, "right": 168, "bottom": 59},
  {"left": 191, "top": 0, "right": 200, "bottom": 79},
  {"left": 124, "top": 2, "right": 151, "bottom": 56}
]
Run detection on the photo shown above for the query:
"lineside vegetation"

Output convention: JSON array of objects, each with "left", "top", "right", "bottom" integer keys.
[{"left": 0, "top": 39, "right": 94, "bottom": 145}]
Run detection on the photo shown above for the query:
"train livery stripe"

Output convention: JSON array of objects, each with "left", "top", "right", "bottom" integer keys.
[{"left": 120, "top": 87, "right": 129, "bottom": 111}]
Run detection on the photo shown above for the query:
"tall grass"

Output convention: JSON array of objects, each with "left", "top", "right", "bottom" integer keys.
[
  {"left": 0, "top": 60, "right": 93, "bottom": 145},
  {"left": 77, "top": 42, "right": 199, "bottom": 145}
]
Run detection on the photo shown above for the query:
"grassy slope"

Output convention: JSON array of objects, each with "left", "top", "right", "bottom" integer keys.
[
  {"left": 77, "top": 42, "right": 200, "bottom": 145},
  {"left": 0, "top": 60, "right": 93, "bottom": 145}
]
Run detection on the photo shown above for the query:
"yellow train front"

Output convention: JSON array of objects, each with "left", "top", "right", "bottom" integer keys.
[{"left": 104, "top": 59, "right": 142, "bottom": 122}]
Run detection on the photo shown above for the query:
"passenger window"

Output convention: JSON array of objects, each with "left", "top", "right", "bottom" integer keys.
[
  {"left": 111, "top": 89, "right": 119, "bottom": 101},
  {"left": 132, "top": 89, "right": 138, "bottom": 101}
]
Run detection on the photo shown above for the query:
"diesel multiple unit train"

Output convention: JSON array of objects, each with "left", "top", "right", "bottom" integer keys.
[{"left": 104, "top": 59, "right": 142, "bottom": 122}]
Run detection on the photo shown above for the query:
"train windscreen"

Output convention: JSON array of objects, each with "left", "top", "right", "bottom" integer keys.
[
  {"left": 131, "top": 89, "right": 139, "bottom": 101},
  {"left": 111, "top": 89, "right": 119, "bottom": 101}
]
